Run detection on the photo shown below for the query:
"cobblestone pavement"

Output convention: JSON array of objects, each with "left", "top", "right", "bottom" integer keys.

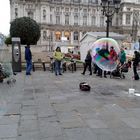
[{"left": 0, "top": 70, "right": 140, "bottom": 140}]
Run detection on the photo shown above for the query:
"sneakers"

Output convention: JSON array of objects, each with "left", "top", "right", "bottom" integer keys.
[
  {"left": 26, "top": 73, "right": 31, "bottom": 75},
  {"left": 55, "top": 73, "right": 62, "bottom": 76}
]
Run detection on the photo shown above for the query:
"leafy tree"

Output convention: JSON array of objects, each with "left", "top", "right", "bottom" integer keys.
[
  {"left": 4, "top": 36, "right": 12, "bottom": 46},
  {"left": 10, "top": 17, "right": 40, "bottom": 45}
]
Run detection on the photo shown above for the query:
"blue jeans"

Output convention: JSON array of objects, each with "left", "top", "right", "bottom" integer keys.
[
  {"left": 55, "top": 60, "right": 61, "bottom": 75},
  {"left": 26, "top": 60, "right": 32, "bottom": 74}
]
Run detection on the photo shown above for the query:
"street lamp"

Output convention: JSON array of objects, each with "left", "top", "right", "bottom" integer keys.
[{"left": 101, "top": 0, "right": 121, "bottom": 37}]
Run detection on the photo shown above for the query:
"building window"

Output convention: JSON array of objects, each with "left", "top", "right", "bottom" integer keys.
[
  {"left": 89, "top": 0, "right": 96, "bottom": 3},
  {"left": 74, "top": 15, "right": 78, "bottom": 25},
  {"left": 50, "top": 7, "right": 53, "bottom": 12},
  {"left": 56, "top": 15, "right": 60, "bottom": 24},
  {"left": 127, "top": 8, "right": 131, "bottom": 11},
  {"left": 65, "top": 15, "right": 69, "bottom": 25},
  {"left": 43, "top": 9, "right": 46, "bottom": 20},
  {"left": 74, "top": 8, "right": 78, "bottom": 13},
  {"left": 74, "top": 0, "right": 80, "bottom": 2},
  {"left": 15, "top": 8, "right": 18, "bottom": 18},
  {"left": 91, "top": 16, "right": 96, "bottom": 26},
  {"left": 64, "top": 31, "right": 70, "bottom": 40},
  {"left": 50, "top": 15, "right": 52, "bottom": 23},
  {"left": 120, "top": 15, "right": 122, "bottom": 25},
  {"left": 83, "top": 16, "right": 87, "bottom": 26},
  {"left": 43, "top": 31, "right": 47, "bottom": 41},
  {"left": 65, "top": 8, "right": 69, "bottom": 12},
  {"left": 126, "top": 14, "right": 131, "bottom": 25},
  {"left": 74, "top": 31, "right": 79, "bottom": 41},
  {"left": 56, "top": 7, "right": 60, "bottom": 12},
  {"left": 28, "top": 11, "right": 34, "bottom": 19},
  {"left": 100, "top": 16, "right": 104, "bottom": 27},
  {"left": 55, "top": 31, "right": 61, "bottom": 41},
  {"left": 92, "top": 9, "right": 96, "bottom": 14},
  {"left": 83, "top": 9, "right": 87, "bottom": 13}
]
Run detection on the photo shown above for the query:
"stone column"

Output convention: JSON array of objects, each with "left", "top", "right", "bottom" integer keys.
[
  {"left": 122, "top": 13, "right": 126, "bottom": 26},
  {"left": 71, "top": 31, "right": 74, "bottom": 45},
  {"left": 62, "top": 31, "right": 64, "bottom": 37},
  {"left": 79, "top": 32, "right": 83, "bottom": 41}
]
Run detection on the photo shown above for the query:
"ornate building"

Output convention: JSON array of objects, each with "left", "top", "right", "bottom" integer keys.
[{"left": 9, "top": 0, "right": 140, "bottom": 50}]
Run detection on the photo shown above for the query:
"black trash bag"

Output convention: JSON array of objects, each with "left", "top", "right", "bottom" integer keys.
[{"left": 79, "top": 82, "right": 90, "bottom": 91}]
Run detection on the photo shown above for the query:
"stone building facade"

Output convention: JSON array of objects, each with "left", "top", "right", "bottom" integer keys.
[{"left": 10, "top": 0, "right": 140, "bottom": 51}]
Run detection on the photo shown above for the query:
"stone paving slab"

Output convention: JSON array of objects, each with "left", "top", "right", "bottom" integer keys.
[
  {"left": 0, "top": 71, "right": 140, "bottom": 139},
  {"left": 0, "top": 124, "right": 18, "bottom": 138}
]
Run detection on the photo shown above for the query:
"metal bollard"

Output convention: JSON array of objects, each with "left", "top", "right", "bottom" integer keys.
[
  {"left": 42, "top": 62, "right": 46, "bottom": 71},
  {"left": 32, "top": 61, "right": 35, "bottom": 72}
]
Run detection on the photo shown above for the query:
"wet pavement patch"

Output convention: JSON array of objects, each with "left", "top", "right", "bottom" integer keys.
[
  {"left": 34, "top": 87, "right": 45, "bottom": 93},
  {"left": 100, "top": 92, "right": 114, "bottom": 95},
  {"left": 24, "top": 89, "right": 34, "bottom": 93}
]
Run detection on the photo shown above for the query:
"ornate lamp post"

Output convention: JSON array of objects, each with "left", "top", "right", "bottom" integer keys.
[{"left": 101, "top": 0, "right": 121, "bottom": 37}]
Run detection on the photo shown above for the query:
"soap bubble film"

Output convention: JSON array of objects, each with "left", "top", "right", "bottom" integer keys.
[{"left": 92, "top": 38, "right": 120, "bottom": 71}]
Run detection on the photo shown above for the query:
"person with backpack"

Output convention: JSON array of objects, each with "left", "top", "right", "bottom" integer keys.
[{"left": 132, "top": 51, "right": 140, "bottom": 80}]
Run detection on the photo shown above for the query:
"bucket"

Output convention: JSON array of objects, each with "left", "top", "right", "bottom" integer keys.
[{"left": 128, "top": 88, "right": 135, "bottom": 95}]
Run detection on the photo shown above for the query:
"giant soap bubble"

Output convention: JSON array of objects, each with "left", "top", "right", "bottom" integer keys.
[{"left": 92, "top": 38, "right": 120, "bottom": 71}]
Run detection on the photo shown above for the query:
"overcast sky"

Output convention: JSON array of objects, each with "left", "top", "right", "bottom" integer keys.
[{"left": 0, "top": 0, "right": 10, "bottom": 36}]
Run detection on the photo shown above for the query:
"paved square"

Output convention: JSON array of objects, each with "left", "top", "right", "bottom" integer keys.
[{"left": 0, "top": 71, "right": 140, "bottom": 140}]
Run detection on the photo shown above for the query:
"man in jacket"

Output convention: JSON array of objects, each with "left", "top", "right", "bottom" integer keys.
[
  {"left": 25, "top": 45, "right": 32, "bottom": 75},
  {"left": 132, "top": 51, "right": 140, "bottom": 80}
]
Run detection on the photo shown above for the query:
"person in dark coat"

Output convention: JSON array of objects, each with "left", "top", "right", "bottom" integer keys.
[
  {"left": 132, "top": 51, "right": 140, "bottom": 80},
  {"left": 25, "top": 45, "right": 32, "bottom": 75},
  {"left": 81, "top": 50, "right": 92, "bottom": 75},
  {"left": 96, "top": 46, "right": 109, "bottom": 78}
]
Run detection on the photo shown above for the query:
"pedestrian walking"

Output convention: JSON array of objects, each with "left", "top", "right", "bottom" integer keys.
[
  {"left": 81, "top": 50, "right": 92, "bottom": 75},
  {"left": 25, "top": 45, "right": 32, "bottom": 75},
  {"left": 118, "top": 48, "right": 126, "bottom": 65},
  {"left": 132, "top": 51, "right": 140, "bottom": 80}
]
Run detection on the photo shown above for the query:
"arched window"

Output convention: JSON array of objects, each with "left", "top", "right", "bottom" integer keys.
[
  {"left": 74, "top": 31, "right": 79, "bottom": 41},
  {"left": 55, "top": 31, "right": 61, "bottom": 41},
  {"left": 64, "top": 31, "right": 70, "bottom": 40}
]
